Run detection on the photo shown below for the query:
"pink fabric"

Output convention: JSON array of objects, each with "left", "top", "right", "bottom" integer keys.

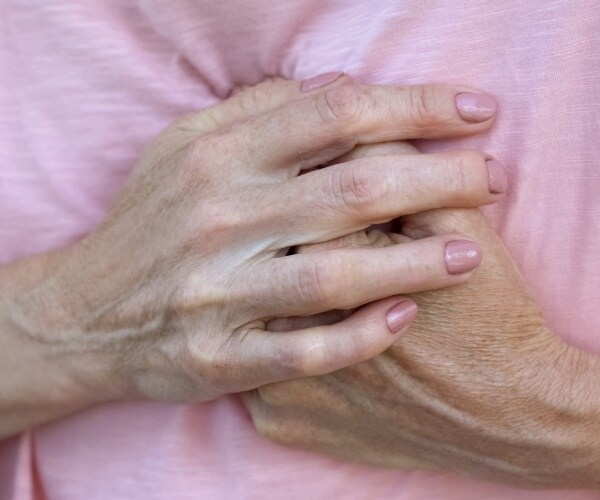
[{"left": 1, "top": 0, "right": 599, "bottom": 498}]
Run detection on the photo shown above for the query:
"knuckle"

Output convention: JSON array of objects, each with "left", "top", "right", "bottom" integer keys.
[
  {"left": 183, "top": 337, "right": 228, "bottom": 388},
  {"left": 407, "top": 85, "right": 442, "bottom": 128},
  {"left": 295, "top": 257, "right": 336, "bottom": 307},
  {"left": 334, "top": 165, "right": 381, "bottom": 215},
  {"left": 185, "top": 133, "right": 226, "bottom": 173},
  {"left": 194, "top": 196, "right": 243, "bottom": 241},
  {"left": 317, "top": 84, "right": 365, "bottom": 127},
  {"left": 276, "top": 339, "right": 327, "bottom": 378}
]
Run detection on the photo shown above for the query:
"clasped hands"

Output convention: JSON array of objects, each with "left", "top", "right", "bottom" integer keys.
[{"left": 10, "top": 74, "right": 600, "bottom": 488}]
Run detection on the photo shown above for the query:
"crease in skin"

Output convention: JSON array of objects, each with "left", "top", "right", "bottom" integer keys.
[
  {"left": 247, "top": 128, "right": 600, "bottom": 487},
  {"left": 264, "top": 378, "right": 490, "bottom": 470},
  {"left": 304, "top": 360, "right": 587, "bottom": 486},
  {"left": 10, "top": 69, "right": 599, "bottom": 486}
]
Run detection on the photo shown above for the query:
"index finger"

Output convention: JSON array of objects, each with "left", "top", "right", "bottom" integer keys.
[{"left": 226, "top": 83, "right": 498, "bottom": 174}]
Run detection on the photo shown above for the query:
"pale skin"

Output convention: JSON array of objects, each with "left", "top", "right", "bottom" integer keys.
[{"left": 0, "top": 76, "right": 502, "bottom": 438}]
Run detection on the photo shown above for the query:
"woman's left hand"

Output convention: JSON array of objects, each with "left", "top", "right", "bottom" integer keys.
[{"left": 243, "top": 142, "right": 600, "bottom": 489}]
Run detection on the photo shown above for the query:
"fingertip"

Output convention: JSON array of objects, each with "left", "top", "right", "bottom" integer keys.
[
  {"left": 485, "top": 156, "right": 508, "bottom": 194},
  {"left": 444, "top": 239, "right": 483, "bottom": 275},
  {"left": 300, "top": 71, "right": 348, "bottom": 93},
  {"left": 455, "top": 91, "right": 498, "bottom": 123},
  {"left": 385, "top": 299, "right": 418, "bottom": 334}
]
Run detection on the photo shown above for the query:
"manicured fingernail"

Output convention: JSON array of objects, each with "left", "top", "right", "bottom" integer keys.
[
  {"left": 455, "top": 92, "right": 497, "bottom": 122},
  {"left": 300, "top": 71, "right": 345, "bottom": 92},
  {"left": 445, "top": 240, "right": 483, "bottom": 275},
  {"left": 386, "top": 300, "right": 418, "bottom": 334},
  {"left": 486, "top": 156, "right": 508, "bottom": 194}
]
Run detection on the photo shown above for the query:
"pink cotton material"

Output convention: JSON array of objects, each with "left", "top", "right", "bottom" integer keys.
[{"left": 1, "top": 1, "right": 599, "bottom": 499}]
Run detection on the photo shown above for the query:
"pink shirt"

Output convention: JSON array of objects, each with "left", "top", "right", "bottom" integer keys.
[{"left": 1, "top": 1, "right": 599, "bottom": 498}]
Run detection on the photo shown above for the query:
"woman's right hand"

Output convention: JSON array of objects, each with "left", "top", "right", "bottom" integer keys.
[{"left": 7, "top": 76, "right": 504, "bottom": 410}]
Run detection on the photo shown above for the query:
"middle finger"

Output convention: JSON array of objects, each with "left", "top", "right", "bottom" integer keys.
[{"left": 263, "top": 149, "right": 506, "bottom": 248}]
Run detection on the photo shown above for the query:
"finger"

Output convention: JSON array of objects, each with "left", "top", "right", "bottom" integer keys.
[
  {"left": 294, "top": 229, "right": 410, "bottom": 254},
  {"left": 401, "top": 208, "right": 491, "bottom": 240},
  {"left": 328, "top": 141, "right": 419, "bottom": 233},
  {"left": 327, "top": 141, "right": 418, "bottom": 234},
  {"left": 331, "top": 141, "right": 419, "bottom": 164},
  {"left": 266, "top": 309, "right": 351, "bottom": 332},
  {"left": 266, "top": 150, "right": 506, "bottom": 246},
  {"left": 176, "top": 73, "right": 350, "bottom": 135},
  {"left": 245, "top": 234, "right": 482, "bottom": 317},
  {"left": 300, "top": 141, "right": 416, "bottom": 175},
  {"left": 236, "top": 296, "right": 417, "bottom": 387},
  {"left": 226, "top": 83, "right": 498, "bottom": 173}
]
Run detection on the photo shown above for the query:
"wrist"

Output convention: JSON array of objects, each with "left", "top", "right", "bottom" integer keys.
[{"left": 0, "top": 248, "right": 127, "bottom": 436}]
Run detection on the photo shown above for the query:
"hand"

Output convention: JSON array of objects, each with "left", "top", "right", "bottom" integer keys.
[
  {"left": 2, "top": 75, "right": 503, "bottom": 433},
  {"left": 243, "top": 142, "right": 600, "bottom": 489}
]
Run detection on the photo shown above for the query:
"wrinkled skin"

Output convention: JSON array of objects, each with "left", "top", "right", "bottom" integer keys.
[
  {"left": 0, "top": 76, "right": 504, "bottom": 439},
  {"left": 243, "top": 143, "right": 600, "bottom": 489}
]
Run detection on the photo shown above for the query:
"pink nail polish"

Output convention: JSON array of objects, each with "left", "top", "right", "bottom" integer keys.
[
  {"left": 300, "top": 71, "right": 345, "bottom": 92},
  {"left": 486, "top": 157, "right": 508, "bottom": 194},
  {"left": 455, "top": 92, "right": 497, "bottom": 122},
  {"left": 386, "top": 300, "right": 418, "bottom": 334},
  {"left": 444, "top": 240, "right": 483, "bottom": 275}
]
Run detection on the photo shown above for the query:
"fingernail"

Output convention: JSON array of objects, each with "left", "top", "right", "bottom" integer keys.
[
  {"left": 300, "top": 71, "right": 345, "bottom": 92},
  {"left": 455, "top": 92, "right": 497, "bottom": 122},
  {"left": 386, "top": 300, "right": 418, "bottom": 334},
  {"left": 445, "top": 240, "right": 483, "bottom": 275},
  {"left": 486, "top": 156, "right": 508, "bottom": 194}
]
